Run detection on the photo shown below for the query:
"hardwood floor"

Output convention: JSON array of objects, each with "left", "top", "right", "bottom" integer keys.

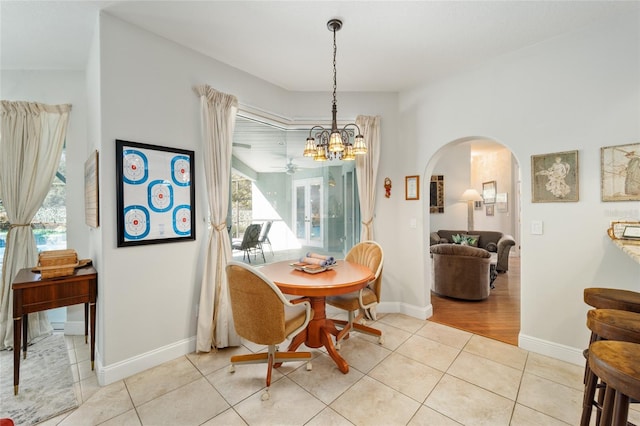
[{"left": 429, "top": 257, "right": 521, "bottom": 346}]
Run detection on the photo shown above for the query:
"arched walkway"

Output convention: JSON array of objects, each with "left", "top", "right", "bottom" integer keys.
[{"left": 424, "top": 137, "right": 522, "bottom": 344}]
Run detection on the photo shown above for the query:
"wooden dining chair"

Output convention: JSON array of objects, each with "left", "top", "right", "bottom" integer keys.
[
  {"left": 326, "top": 240, "right": 385, "bottom": 348},
  {"left": 226, "top": 261, "right": 313, "bottom": 400}
]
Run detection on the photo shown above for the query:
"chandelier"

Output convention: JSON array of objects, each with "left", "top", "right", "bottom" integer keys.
[{"left": 303, "top": 19, "right": 367, "bottom": 162}]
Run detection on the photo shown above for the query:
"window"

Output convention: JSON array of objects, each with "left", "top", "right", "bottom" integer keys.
[
  {"left": 0, "top": 149, "right": 67, "bottom": 276},
  {"left": 230, "top": 173, "right": 253, "bottom": 239},
  {"left": 231, "top": 116, "right": 361, "bottom": 259},
  {"left": 0, "top": 149, "right": 67, "bottom": 329}
]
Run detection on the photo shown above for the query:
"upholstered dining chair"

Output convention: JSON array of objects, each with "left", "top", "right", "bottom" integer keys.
[
  {"left": 326, "top": 240, "right": 384, "bottom": 349},
  {"left": 226, "top": 261, "right": 313, "bottom": 401},
  {"left": 231, "top": 223, "right": 263, "bottom": 263}
]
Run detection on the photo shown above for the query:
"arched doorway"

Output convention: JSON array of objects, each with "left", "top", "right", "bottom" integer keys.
[{"left": 424, "top": 137, "right": 522, "bottom": 345}]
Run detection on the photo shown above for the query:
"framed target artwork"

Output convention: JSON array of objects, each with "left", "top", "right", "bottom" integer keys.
[{"left": 116, "top": 139, "right": 195, "bottom": 247}]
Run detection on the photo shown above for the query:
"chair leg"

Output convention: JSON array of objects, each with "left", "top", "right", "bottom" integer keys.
[
  {"left": 333, "top": 310, "right": 384, "bottom": 347},
  {"left": 229, "top": 345, "right": 311, "bottom": 401},
  {"left": 266, "top": 349, "right": 274, "bottom": 388},
  {"left": 611, "top": 392, "right": 629, "bottom": 426},
  {"left": 581, "top": 367, "right": 599, "bottom": 425},
  {"left": 601, "top": 384, "right": 615, "bottom": 426}
]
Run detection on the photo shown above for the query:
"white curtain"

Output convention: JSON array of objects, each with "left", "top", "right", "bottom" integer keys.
[
  {"left": 0, "top": 100, "right": 71, "bottom": 349},
  {"left": 193, "top": 85, "right": 241, "bottom": 351},
  {"left": 355, "top": 115, "right": 381, "bottom": 241}
]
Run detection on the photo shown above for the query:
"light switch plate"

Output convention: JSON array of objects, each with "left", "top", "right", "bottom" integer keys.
[{"left": 531, "top": 220, "right": 543, "bottom": 235}]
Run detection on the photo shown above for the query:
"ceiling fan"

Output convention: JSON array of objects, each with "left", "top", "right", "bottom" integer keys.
[
  {"left": 284, "top": 158, "right": 301, "bottom": 175},
  {"left": 272, "top": 158, "right": 303, "bottom": 175}
]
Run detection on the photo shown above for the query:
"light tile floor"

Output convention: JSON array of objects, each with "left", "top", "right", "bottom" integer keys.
[{"left": 41, "top": 313, "right": 640, "bottom": 426}]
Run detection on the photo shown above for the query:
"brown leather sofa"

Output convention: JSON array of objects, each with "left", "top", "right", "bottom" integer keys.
[
  {"left": 429, "top": 229, "right": 515, "bottom": 272},
  {"left": 430, "top": 244, "right": 492, "bottom": 300}
]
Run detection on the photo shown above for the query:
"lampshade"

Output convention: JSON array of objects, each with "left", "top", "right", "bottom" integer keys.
[
  {"left": 460, "top": 188, "right": 483, "bottom": 202},
  {"left": 328, "top": 131, "right": 344, "bottom": 152}
]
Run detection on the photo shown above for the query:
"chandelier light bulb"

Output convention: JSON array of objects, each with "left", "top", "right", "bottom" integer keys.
[
  {"left": 328, "top": 131, "right": 344, "bottom": 152},
  {"left": 303, "top": 138, "right": 316, "bottom": 157}
]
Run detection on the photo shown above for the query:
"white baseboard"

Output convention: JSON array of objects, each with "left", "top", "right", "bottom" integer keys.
[
  {"left": 326, "top": 302, "right": 432, "bottom": 321},
  {"left": 95, "top": 336, "right": 197, "bottom": 386},
  {"left": 378, "top": 302, "right": 432, "bottom": 321},
  {"left": 519, "top": 333, "right": 585, "bottom": 367}
]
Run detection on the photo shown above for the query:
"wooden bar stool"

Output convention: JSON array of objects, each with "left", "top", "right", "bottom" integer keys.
[
  {"left": 584, "top": 288, "right": 640, "bottom": 313},
  {"left": 588, "top": 341, "right": 640, "bottom": 426},
  {"left": 581, "top": 309, "right": 640, "bottom": 426}
]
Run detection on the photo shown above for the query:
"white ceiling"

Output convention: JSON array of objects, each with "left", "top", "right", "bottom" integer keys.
[
  {"left": 2, "top": 1, "right": 638, "bottom": 92},
  {"left": 2, "top": 1, "right": 637, "bottom": 173}
]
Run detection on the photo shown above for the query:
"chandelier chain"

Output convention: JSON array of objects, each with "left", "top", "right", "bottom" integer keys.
[{"left": 332, "top": 25, "right": 337, "bottom": 108}]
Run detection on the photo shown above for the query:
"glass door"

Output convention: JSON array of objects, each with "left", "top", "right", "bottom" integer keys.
[
  {"left": 343, "top": 169, "right": 360, "bottom": 251},
  {"left": 293, "top": 177, "right": 323, "bottom": 247}
]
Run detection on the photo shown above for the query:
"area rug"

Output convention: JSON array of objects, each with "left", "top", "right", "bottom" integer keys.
[{"left": 0, "top": 333, "right": 78, "bottom": 425}]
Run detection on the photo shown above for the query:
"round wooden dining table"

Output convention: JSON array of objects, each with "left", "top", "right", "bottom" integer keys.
[{"left": 259, "top": 259, "right": 374, "bottom": 373}]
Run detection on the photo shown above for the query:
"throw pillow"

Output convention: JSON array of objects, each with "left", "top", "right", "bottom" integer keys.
[
  {"left": 462, "top": 234, "right": 480, "bottom": 247},
  {"left": 452, "top": 234, "right": 479, "bottom": 247},
  {"left": 486, "top": 242, "right": 498, "bottom": 252}
]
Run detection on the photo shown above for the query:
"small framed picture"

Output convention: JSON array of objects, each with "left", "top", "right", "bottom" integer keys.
[
  {"left": 482, "top": 181, "right": 496, "bottom": 204},
  {"left": 84, "top": 150, "right": 99, "bottom": 228},
  {"left": 531, "top": 150, "right": 579, "bottom": 202},
  {"left": 496, "top": 192, "right": 508, "bottom": 212},
  {"left": 486, "top": 204, "right": 494, "bottom": 216},
  {"left": 622, "top": 225, "right": 640, "bottom": 239},
  {"left": 405, "top": 175, "right": 419, "bottom": 200}
]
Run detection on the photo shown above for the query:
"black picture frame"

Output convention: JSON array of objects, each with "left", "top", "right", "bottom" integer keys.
[
  {"left": 116, "top": 139, "right": 195, "bottom": 247},
  {"left": 429, "top": 175, "right": 444, "bottom": 213}
]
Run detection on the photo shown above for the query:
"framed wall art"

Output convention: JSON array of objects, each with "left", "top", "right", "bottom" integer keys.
[
  {"left": 405, "top": 175, "right": 419, "bottom": 200},
  {"left": 496, "top": 192, "right": 508, "bottom": 212},
  {"left": 482, "top": 181, "right": 496, "bottom": 204},
  {"left": 601, "top": 142, "right": 640, "bottom": 201},
  {"left": 84, "top": 150, "right": 99, "bottom": 228},
  {"left": 429, "top": 175, "right": 444, "bottom": 213},
  {"left": 116, "top": 139, "right": 195, "bottom": 247},
  {"left": 531, "top": 150, "right": 579, "bottom": 202},
  {"left": 486, "top": 204, "right": 494, "bottom": 216}
]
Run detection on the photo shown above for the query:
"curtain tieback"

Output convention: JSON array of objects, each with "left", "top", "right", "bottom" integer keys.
[
  {"left": 361, "top": 219, "right": 373, "bottom": 226},
  {"left": 9, "top": 223, "right": 32, "bottom": 230},
  {"left": 213, "top": 223, "right": 227, "bottom": 232},
  {"left": 2, "top": 223, "right": 33, "bottom": 283}
]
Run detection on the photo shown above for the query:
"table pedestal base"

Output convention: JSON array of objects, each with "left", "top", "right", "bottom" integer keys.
[{"left": 287, "top": 296, "right": 349, "bottom": 374}]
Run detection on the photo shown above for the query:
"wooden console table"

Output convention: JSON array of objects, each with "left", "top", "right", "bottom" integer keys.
[{"left": 12, "top": 265, "right": 97, "bottom": 395}]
